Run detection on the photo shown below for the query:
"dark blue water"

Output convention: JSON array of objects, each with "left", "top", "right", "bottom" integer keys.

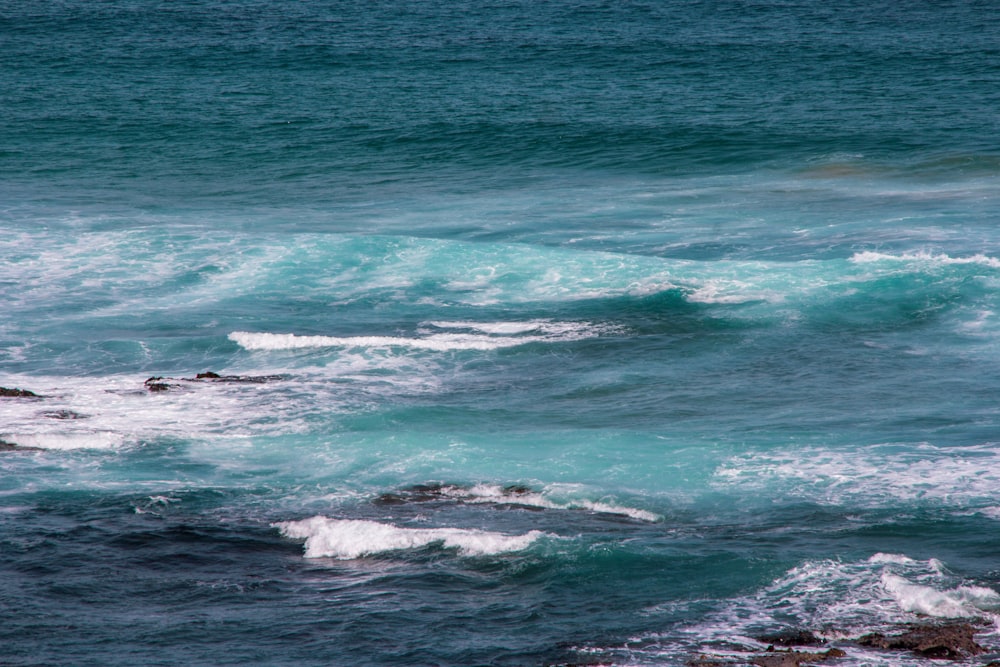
[{"left": 3, "top": 2, "right": 1000, "bottom": 665}]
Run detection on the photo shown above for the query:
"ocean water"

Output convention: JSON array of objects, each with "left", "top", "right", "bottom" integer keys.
[{"left": 3, "top": 1, "right": 1000, "bottom": 665}]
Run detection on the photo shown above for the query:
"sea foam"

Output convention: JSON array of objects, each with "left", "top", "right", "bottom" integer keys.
[
  {"left": 230, "top": 320, "right": 612, "bottom": 352},
  {"left": 713, "top": 443, "right": 1000, "bottom": 512},
  {"left": 274, "top": 516, "right": 546, "bottom": 559},
  {"left": 881, "top": 574, "right": 1000, "bottom": 618},
  {"left": 850, "top": 251, "right": 1000, "bottom": 268},
  {"left": 1, "top": 431, "right": 125, "bottom": 450}
]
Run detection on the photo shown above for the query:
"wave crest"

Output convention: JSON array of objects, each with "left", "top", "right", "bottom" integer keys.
[{"left": 274, "top": 516, "right": 547, "bottom": 559}]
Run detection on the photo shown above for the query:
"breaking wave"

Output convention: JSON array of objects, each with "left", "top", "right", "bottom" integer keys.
[{"left": 274, "top": 516, "right": 548, "bottom": 559}]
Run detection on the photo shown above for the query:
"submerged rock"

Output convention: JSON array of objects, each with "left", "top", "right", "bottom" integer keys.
[
  {"left": 144, "top": 372, "right": 284, "bottom": 391},
  {"left": 41, "top": 409, "right": 87, "bottom": 420},
  {"left": 0, "top": 387, "right": 39, "bottom": 398},
  {"left": 0, "top": 439, "right": 43, "bottom": 452},
  {"left": 189, "top": 371, "right": 283, "bottom": 383},
  {"left": 374, "top": 482, "right": 459, "bottom": 505},
  {"left": 144, "top": 377, "right": 172, "bottom": 392},
  {"left": 373, "top": 482, "right": 542, "bottom": 507},
  {"left": 756, "top": 631, "right": 827, "bottom": 648},
  {"left": 857, "top": 622, "right": 985, "bottom": 659}
]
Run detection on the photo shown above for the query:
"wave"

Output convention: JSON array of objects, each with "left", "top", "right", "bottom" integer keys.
[
  {"left": 882, "top": 574, "right": 1000, "bottom": 618},
  {"left": 229, "top": 319, "right": 616, "bottom": 352},
  {"left": 274, "top": 516, "right": 547, "bottom": 559},
  {"left": 851, "top": 251, "right": 1000, "bottom": 268},
  {"left": 0, "top": 431, "right": 124, "bottom": 450}
]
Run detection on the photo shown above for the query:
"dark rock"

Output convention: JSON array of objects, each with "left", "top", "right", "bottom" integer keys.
[
  {"left": 0, "top": 439, "right": 43, "bottom": 452},
  {"left": 688, "top": 648, "right": 845, "bottom": 667},
  {"left": 757, "top": 631, "right": 827, "bottom": 648},
  {"left": 41, "top": 410, "right": 87, "bottom": 420},
  {"left": 374, "top": 482, "right": 540, "bottom": 507},
  {"left": 188, "top": 372, "right": 283, "bottom": 383},
  {"left": 402, "top": 482, "right": 456, "bottom": 501},
  {"left": 144, "top": 377, "right": 172, "bottom": 392},
  {"left": 373, "top": 483, "right": 453, "bottom": 506},
  {"left": 373, "top": 492, "right": 407, "bottom": 506},
  {"left": 0, "top": 387, "right": 39, "bottom": 397},
  {"left": 750, "top": 649, "right": 845, "bottom": 667},
  {"left": 688, "top": 659, "right": 732, "bottom": 667},
  {"left": 856, "top": 622, "right": 985, "bottom": 659}
]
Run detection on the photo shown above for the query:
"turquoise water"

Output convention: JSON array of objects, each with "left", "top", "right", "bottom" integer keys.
[{"left": 3, "top": 2, "right": 1000, "bottom": 665}]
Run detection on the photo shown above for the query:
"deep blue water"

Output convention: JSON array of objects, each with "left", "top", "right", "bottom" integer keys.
[{"left": 3, "top": 2, "right": 1000, "bottom": 665}]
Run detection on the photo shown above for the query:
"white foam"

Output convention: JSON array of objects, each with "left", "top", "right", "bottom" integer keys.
[
  {"left": 274, "top": 516, "right": 546, "bottom": 559},
  {"left": 686, "top": 278, "right": 783, "bottom": 305},
  {"left": 882, "top": 574, "right": 1000, "bottom": 618},
  {"left": 229, "top": 320, "right": 613, "bottom": 352},
  {"left": 0, "top": 372, "right": 316, "bottom": 458},
  {"left": 713, "top": 443, "right": 1000, "bottom": 512},
  {"left": 2, "top": 431, "right": 124, "bottom": 450},
  {"left": 850, "top": 251, "right": 1000, "bottom": 268}
]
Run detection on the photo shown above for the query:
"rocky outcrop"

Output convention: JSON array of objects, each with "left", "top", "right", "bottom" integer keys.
[
  {"left": 144, "top": 372, "right": 283, "bottom": 391},
  {"left": 189, "top": 371, "right": 282, "bottom": 383},
  {"left": 374, "top": 482, "right": 535, "bottom": 506},
  {"left": 750, "top": 649, "right": 845, "bottom": 667},
  {"left": 688, "top": 648, "right": 844, "bottom": 667},
  {"left": 375, "top": 482, "right": 460, "bottom": 505},
  {"left": 0, "top": 439, "right": 43, "bottom": 452},
  {"left": 756, "top": 631, "right": 826, "bottom": 648},
  {"left": 687, "top": 621, "right": 989, "bottom": 667},
  {"left": 857, "top": 622, "right": 985, "bottom": 659},
  {"left": 144, "top": 377, "right": 173, "bottom": 392},
  {"left": 0, "top": 387, "right": 39, "bottom": 397}
]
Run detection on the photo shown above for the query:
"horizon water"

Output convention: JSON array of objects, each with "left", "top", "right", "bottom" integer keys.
[{"left": 3, "top": 2, "right": 1000, "bottom": 665}]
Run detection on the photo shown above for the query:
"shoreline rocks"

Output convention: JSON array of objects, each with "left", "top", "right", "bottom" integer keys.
[
  {"left": 688, "top": 621, "right": 990, "bottom": 667},
  {"left": 145, "top": 372, "right": 283, "bottom": 392},
  {"left": 1, "top": 387, "right": 39, "bottom": 398},
  {"left": 0, "top": 439, "right": 43, "bottom": 453},
  {"left": 857, "top": 622, "right": 986, "bottom": 659}
]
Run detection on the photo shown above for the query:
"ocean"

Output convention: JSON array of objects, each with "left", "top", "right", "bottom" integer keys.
[{"left": 2, "top": 1, "right": 1000, "bottom": 665}]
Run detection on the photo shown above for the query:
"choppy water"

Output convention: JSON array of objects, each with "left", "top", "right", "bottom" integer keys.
[{"left": 3, "top": 2, "right": 1000, "bottom": 665}]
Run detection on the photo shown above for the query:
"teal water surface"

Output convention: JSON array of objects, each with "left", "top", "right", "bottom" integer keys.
[{"left": 2, "top": 2, "right": 1000, "bottom": 665}]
